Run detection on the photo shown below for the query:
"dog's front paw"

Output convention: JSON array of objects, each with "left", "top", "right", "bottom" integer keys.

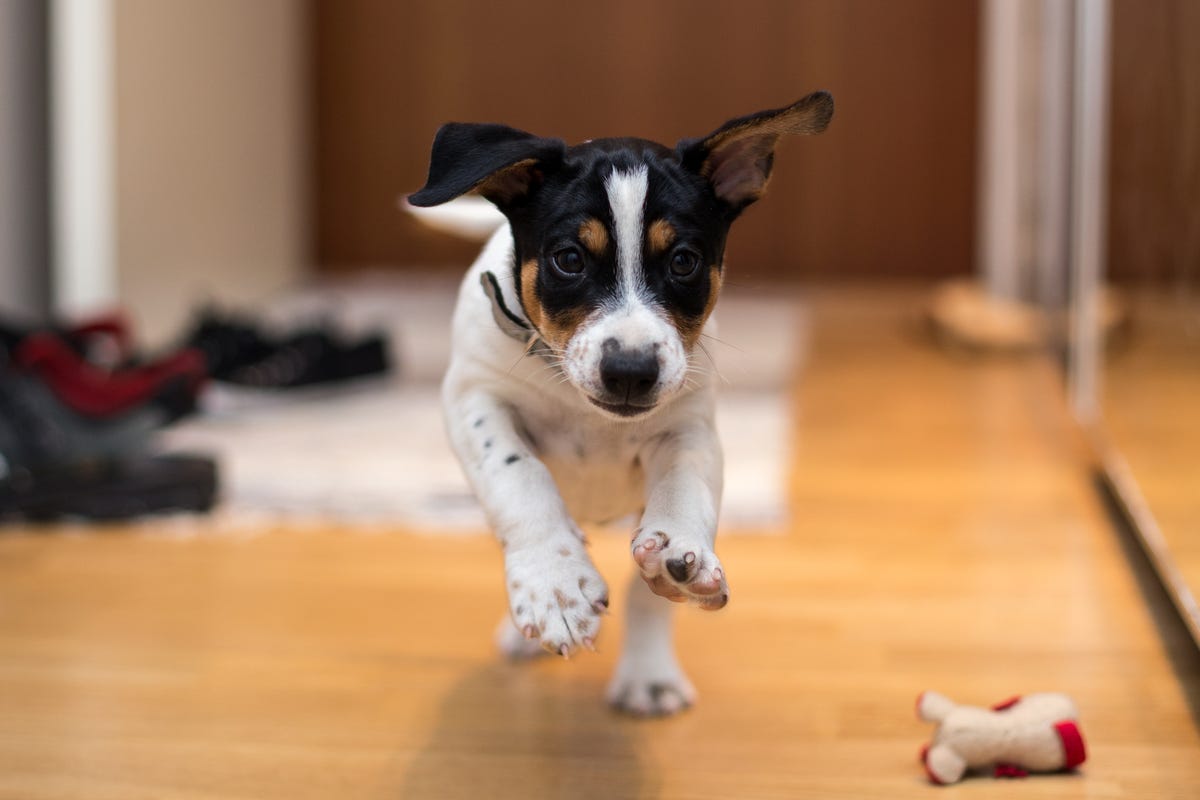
[
  {"left": 607, "top": 651, "right": 696, "bottom": 716},
  {"left": 631, "top": 529, "right": 728, "bottom": 609},
  {"left": 505, "top": 540, "right": 609, "bottom": 656}
]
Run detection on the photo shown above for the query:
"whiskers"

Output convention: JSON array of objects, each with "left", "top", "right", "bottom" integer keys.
[
  {"left": 507, "top": 337, "right": 573, "bottom": 387},
  {"left": 691, "top": 339, "right": 731, "bottom": 387},
  {"left": 698, "top": 331, "right": 746, "bottom": 355}
]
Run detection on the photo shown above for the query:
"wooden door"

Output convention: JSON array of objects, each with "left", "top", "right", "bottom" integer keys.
[
  {"left": 1107, "top": 0, "right": 1200, "bottom": 283},
  {"left": 310, "top": 0, "right": 979, "bottom": 282}
]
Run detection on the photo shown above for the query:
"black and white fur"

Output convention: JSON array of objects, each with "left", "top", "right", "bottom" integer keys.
[{"left": 409, "top": 92, "right": 833, "bottom": 715}]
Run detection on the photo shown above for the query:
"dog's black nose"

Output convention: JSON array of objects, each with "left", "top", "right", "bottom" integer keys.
[{"left": 599, "top": 340, "right": 659, "bottom": 402}]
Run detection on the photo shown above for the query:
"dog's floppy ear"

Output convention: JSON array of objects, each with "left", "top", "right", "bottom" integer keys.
[
  {"left": 408, "top": 123, "right": 566, "bottom": 210},
  {"left": 678, "top": 91, "right": 833, "bottom": 214}
]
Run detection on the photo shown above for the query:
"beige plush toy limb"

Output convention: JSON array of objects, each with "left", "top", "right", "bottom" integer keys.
[{"left": 917, "top": 691, "right": 1087, "bottom": 785}]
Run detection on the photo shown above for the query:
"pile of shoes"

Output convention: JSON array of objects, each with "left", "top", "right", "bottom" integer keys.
[
  {"left": 1, "top": 306, "right": 392, "bottom": 523},
  {"left": 0, "top": 313, "right": 216, "bottom": 521}
]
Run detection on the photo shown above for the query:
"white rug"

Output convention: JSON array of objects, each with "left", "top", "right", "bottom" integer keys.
[{"left": 160, "top": 276, "right": 807, "bottom": 533}]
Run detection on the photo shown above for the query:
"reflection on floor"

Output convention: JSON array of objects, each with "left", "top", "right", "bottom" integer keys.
[
  {"left": 1103, "top": 290, "right": 1200, "bottom": 641},
  {"left": 0, "top": 287, "right": 1197, "bottom": 799}
]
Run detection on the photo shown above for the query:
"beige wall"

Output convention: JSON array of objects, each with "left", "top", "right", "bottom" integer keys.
[{"left": 114, "top": 0, "right": 307, "bottom": 345}]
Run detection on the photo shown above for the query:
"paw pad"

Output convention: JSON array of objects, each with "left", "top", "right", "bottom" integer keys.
[
  {"left": 631, "top": 529, "right": 729, "bottom": 609},
  {"left": 665, "top": 552, "right": 696, "bottom": 582}
]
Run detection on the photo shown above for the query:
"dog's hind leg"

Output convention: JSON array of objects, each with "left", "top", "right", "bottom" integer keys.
[{"left": 606, "top": 571, "right": 696, "bottom": 716}]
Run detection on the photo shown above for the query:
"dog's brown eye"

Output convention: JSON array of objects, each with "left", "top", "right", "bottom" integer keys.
[
  {"left": 551, "top": 246, "right": 585, "bottom": 276},
  {"left": 669, "top": 248, "right": 701, "bottom": 279}
]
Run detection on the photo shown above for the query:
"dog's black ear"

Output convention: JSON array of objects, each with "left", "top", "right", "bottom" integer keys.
[
  {"left": 408, "top": 123, "right": 566, "bottom": 210},
  {"left": 678, "top": 91, "right": 833, "bottom": 215}
]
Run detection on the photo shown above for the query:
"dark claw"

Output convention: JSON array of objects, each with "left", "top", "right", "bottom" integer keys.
[
  {"left": 647, "top": 683, "right": 692, "bottom": 714},
  {"left": 666, "top": 557, "right": 691, "bottom": 583},
  {"left": 647, "top": 683, "right": 671, "bottom": 705}
]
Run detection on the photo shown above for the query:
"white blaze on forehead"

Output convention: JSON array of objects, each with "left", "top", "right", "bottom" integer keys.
[
  {"left": 562, "top": 165, "right": 692, "bottom": 407},
  {"left": 604, "top": 165, "right": 648, "bottom": 302}
]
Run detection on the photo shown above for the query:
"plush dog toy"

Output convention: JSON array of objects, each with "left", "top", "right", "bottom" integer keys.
[{"left": 917, "top": 691, "right": 1087, "bottom": 785}]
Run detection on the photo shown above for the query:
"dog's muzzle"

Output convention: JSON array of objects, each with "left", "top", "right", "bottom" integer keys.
[{"left": 592, "top": 339, "right": 659, "bottom": 416}]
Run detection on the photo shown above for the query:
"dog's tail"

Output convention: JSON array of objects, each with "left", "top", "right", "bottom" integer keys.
[{"left": 398, "top": 194, "right": 506, "bottom": 242}]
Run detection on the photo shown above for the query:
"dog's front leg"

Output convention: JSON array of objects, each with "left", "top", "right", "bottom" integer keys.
[
  {"left": 445, "top": 388, "right": 609, "bottom": 656},
  {"left": 631, "top": 420, "right": 728, "bottom": 609}
]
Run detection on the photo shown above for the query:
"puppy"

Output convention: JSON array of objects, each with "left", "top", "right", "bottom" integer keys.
[{"left": 409, "top": 92, "right": 833, "bottom": 715}]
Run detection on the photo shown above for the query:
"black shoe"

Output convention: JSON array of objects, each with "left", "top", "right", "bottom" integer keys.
[
  {"left": 180, "top": 308, "right": 277, "bottom": 381},
  {"left": 0, "top": 455, "right": 217, "bottom": 521},
  {"left": 0, "top": 369, "right": 218, "bottom": 521},
  {"left": 0, "top": 371, "right": 165, "bottom": 466},
  {"left": 224, "top": 329, "right": 390, "bottom": 389}
]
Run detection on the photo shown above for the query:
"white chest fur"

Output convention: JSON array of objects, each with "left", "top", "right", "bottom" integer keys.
[{"left": 513, "top": 400, "right": 648, "bottom": 525}]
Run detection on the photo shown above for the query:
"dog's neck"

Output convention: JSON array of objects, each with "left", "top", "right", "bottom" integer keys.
[
  {"left": 479, "top": 270, "right": 553, "bottom": 359},
  {"left": 479, "top": 270, "right": 530, "bottom": 341}
]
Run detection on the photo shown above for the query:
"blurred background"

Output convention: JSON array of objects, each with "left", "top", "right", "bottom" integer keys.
[{"left": 3, "top": 0, "right": 983, "bottom": 340}]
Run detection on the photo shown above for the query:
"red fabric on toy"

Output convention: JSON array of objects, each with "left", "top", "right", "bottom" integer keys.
[
  {"left": 990, "top": 695, "right": 1021, "bottom": 711},
  {"left": 1053, "top": 720, "right": 1087, "bottom": 769}
]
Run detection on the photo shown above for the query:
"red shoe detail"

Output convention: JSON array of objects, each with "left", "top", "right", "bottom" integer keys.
[
  {"left": 1053, "top": 720, "right": 1087, "bottom": 769},
  {"left": 67, "top": 311, "right": 133, "bottom": 362},
  {"left": 919, "top": 743, "right": 929, "bottom": 764},
  {"left": 15, "top": 334, "right": 206, "bottom": 417},
  {"left": 991, "top": 695, "right": 1021, "bottom": 711}
]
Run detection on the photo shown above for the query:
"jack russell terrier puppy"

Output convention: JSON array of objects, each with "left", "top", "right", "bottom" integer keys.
[{"left": 408, "top": 91, "right": 833, "bottom": 715}]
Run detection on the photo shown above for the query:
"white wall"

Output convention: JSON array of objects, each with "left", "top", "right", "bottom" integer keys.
[
  {"left": 113, "top": 0, "right": 308, "bottom": 345},
  {"left": 52, "top": 0, "right": 117, "bottom": 317},
  {"left": 975, "top": 0, "right": 1074, "bottom": 308}
]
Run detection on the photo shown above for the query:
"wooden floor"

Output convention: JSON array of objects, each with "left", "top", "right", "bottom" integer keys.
[{"left": 1, "top": 288, "right": 1197, "bottom": 799}]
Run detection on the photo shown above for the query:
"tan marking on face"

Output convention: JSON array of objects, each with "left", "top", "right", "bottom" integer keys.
[
  {"left": 519, "top": 257, "right": 588, "bottom": 350},
  {"left": 519, "top": 259, "right": 545, "bottom": 330},
  {"left": 578, "top": 218, "right": 609, "bottom": 256},
  {"left": 647, "top": 219, "right": 677, "bottom": 254},
  {"left": 670, "top": 265, "right": 724, "bottom": 349},
  {"left": 540, "top": 308, "right": 589, "bottom": 350},
  {"left": 703, "top": 265, "right": 723, "bottom": 320}
]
